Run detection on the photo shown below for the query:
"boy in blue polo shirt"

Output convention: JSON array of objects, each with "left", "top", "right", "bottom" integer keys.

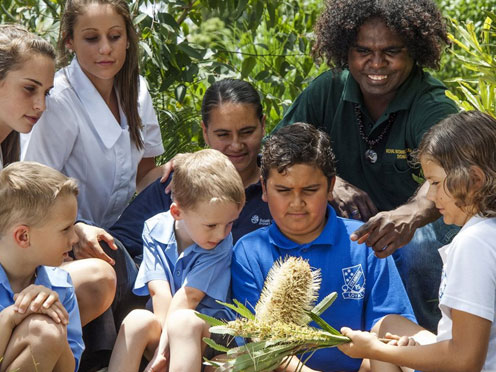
[
  {"left": 0, "top": 162, "right": 84, "bottom": 372},
  {"left": 231, "top": 123, "right": 415, "bottom": 372},
  {"left": 108, "top": 149, "right": 245, "bottom": 372}
]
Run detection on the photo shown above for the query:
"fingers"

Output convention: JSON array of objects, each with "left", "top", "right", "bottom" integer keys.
[
  {"left": 99, "top": 230, "right": 118, "bottom": 250},
  {"left": 14, "top": 285, "right": 59, "bottom": 314},
  {"left": 159, "top": 160, "right": 174, "bottom": 183}
]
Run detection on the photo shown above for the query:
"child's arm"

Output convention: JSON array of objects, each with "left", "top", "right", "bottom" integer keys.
[
  {"left": 148, "top": 279, "right": 173, "bottom": 324},
  {"left": 339, "top": 309, "right": 491, "bottom": 372},
  {"left": 145, "top": 286, "right": 205, "bottom": 372}
]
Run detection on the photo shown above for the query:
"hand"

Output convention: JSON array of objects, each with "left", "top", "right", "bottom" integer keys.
[
  {"left": 382, "top": 332, "right": 417, "bottom": 347},
  {"left": 338, "top": 327, "right": 381, "bottom": 359},
  {"left": 350, "top": 205, "right": 419, "bottom": 258},
  {"left": 73, "top": 222, "right": 117, "bottom": 265},
  {"left": 144, "top": 346, "right": 169, "bottom": 372},
  {"left": 331, "top": 177, "right": 378, "bottom": 221},
  {"left": 161, "top": 159, "right": 175, "bottom": 194},
  {"left": 12, "top": 285, "right": 69, "bottom": 325}
]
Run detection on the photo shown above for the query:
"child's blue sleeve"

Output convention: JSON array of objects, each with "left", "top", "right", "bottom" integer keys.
[{"left": 133, "top": 222, "right": 170, "bottom": 296}]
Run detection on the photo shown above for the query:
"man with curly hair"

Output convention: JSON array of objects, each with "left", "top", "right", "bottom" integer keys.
[{"left": 274, "top": 0, "right": 459, "bottom": 333}]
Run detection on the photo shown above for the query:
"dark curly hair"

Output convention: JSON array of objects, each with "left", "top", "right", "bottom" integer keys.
[
  {"left": 313, "top": 0, "right": 449, "bottom": 69},
  {"left": 261, "top": 122, "right": 336, "bottom": 186}
]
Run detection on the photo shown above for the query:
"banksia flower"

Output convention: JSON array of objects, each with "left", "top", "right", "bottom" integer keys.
[
  {"left": 255, "top": 256, "right": 321, "bottom": 326},
  {"left": 197, "top": 257, "right": 350, "bottom": 372}
]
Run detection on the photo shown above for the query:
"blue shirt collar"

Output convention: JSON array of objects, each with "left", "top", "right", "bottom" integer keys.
[
  {"left": 148, "top": 211, "right": 232, "bottom": 259},
  {"left": 0, "top": 264, "right": 71, "bottom": 297},
  {"left": 268, "top": 205, "right": 338, "bottom": 249}
]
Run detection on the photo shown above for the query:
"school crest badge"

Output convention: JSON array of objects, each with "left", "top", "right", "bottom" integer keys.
[{"left": 341, "top": 264, "right": 365, "bottom": 300}]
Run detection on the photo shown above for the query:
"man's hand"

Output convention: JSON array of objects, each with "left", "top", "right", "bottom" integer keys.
[
  {"left": 73, "top": 222, "right": 117, "bottom": 265},
  {"left": 332, "top": 177, "right": 378, "bottom": 222},
  {"left": 350, "top": 206, "right": 419, "bottom": 257},
  {"left": 12, "top": 285, "right": 69, "bottom": 325}
]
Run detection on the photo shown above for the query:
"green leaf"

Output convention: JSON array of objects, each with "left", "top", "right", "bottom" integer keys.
[
  {"left": 202, "top": 336, "right": 230, "bottom": 352},
  {"left": 216, "top": 300, "right": 255, "bottom": 320},
  {"left": 307, "top": 312, "right": 341, "bottom": 335},
  {"left": 195, "top": 312, "right": 226, "bottom": 327},
  {"left": 310, "top": 292, "right": 337, "bottom": 317},
  {"left": 241, "top": 56, "right": 257, "bottom": 78}
]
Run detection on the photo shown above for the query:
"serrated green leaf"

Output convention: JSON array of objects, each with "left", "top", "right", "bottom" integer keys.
[{"left": 307, "top": 312, "right": 341, "bottom": 335}]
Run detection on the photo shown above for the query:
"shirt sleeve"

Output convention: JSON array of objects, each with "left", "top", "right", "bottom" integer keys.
[
  {"left": 133, "top": 222, "right": 170, "bottom": 296},
  {"left": 22, "top": 92, "right": 78, "bottom": 168},
  {"left": 231, "top": 239, "right": 266, "bottom": 313},
  {"left": 138, "top": 76, "right": 164, "bottom": 158},
  {"left": 364, "top": 250, "right": 416, "bottom": 330},
  {"left": 61, "top": 274, "right": 84, "bottom": 372},
  {"left": 183, "top": 239, "right": 232, "bottom": 302},
  {"left": 441, "top": 232, "right": 496, "bottom": 322}
]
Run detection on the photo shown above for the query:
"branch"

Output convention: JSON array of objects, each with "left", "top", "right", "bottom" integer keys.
[
  {"left": 176, "top": 0, "right": 199, "bottom": 26},
  {"left": 218, "top": 49, "right": 307, "bottom": 58},
  {"left": 1, "top": 3, "right": 16, "bottom": 22}
]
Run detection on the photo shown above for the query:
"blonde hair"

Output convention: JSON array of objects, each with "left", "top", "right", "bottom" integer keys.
[
  {"left": 0, "top": 162, "right": 79, "bottom": 235},
  {"left": 58, "top": 0, "right": 143, "bottom": 149},
  {"left": 417, "top": 111, "right": 496, "bottom": 217},
  {"left": 171, "top": 149, "right": 245, "bottom": 211},
  {"left": 0, "top": 24, "right": 56, "bottom": 166}
]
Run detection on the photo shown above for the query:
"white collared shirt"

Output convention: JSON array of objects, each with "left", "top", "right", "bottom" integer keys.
[{"left": 23, "top": 58, "right": 164, "bottom": 228}]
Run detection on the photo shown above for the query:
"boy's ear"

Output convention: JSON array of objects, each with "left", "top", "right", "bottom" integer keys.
[
  {"left": 261, "top": 176, "right": 268, "bottom": 202},
  {"left": 327, "top": 176, "right": 336, "bottom": 202},
  {"left": 13, "top": 225, "right": 31, "bottom": 248},
  {"left": 170, "top": 202, "right": 182, "bottom": 220}
]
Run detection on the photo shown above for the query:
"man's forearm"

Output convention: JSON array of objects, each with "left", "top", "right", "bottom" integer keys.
[{"left": 403, "top": 181, "right": 440, "bottom": 228}]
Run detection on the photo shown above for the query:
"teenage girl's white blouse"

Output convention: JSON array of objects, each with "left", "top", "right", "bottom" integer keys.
[{"left": 23, "top": 58, "right": 164, "bottom": 228}]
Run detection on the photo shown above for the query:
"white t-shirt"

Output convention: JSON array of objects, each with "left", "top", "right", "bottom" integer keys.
[
  {"left": 437, "top": 216, "right": 496, "bottom": 372},
  {"left": 23, "top": 58, "right": 164, "bottom": 228}
]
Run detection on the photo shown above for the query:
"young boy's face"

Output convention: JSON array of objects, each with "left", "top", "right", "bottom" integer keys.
[
  {"left": 28, "top": 194, "right": 79, "bottom": 266},
  {"left": 262, "top": 163, "right": 332, "bottom": 244},
  {"left": 176, "top": 200, "right": 241, "bottom": 250}
]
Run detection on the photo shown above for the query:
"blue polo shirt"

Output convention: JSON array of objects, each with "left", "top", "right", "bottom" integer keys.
[
  {"left": 134, "top": 211, "right": 233, "bottom": 319},
  {"left": 0, "top": 264, "right": 84, "bottom": 371},
  {"left": 109, "top": 175, "right": 271, "bottom": 263},
  {"left": 232, "top": 206, "right": 415, "bottom": 371}
]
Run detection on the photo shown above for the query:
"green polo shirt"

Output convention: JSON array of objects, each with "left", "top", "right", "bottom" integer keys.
[{"left": 274, "top": 67, "right": 458, "bottom": 211}]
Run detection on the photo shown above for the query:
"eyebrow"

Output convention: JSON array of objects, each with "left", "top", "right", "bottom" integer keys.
[
  {"left": 25, "top": 78, "right": 42, "bottom": 86},
  {"left": 81, "top": 25, "right": 124, "bottom": 32}
]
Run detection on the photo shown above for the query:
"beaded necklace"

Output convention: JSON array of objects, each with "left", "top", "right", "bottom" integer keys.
[{"left": 354, "top": 104, "right": 397, "bottom": 164}]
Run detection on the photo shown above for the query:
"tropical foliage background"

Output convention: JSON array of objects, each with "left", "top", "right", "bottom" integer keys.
[{"left": 1, "top": 0, "right": 495, "bottom": 162}]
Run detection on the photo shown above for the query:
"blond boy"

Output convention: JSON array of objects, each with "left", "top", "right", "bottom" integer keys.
[
  {"left": 0, "top": 162, "right": 84, "bottom": 372},
  {"left": 108, "top": 149, "right": 245, "bottom": 372}
]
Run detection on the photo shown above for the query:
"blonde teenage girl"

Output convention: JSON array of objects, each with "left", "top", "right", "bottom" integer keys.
[
  {"left": 23, "top": 0, "right": 165, "bottom": 264},
  {"left": 338, "top": 110, "right": 496, "bottom": 372}
]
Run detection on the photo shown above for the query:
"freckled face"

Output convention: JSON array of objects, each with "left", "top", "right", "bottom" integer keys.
[
  {"left": 66, "top": 3, "right": 128, "bottom": 88},
  {"left": 421, "top": 157, "right": 471, "bottom": 226},
  {"left": 262, "top": 164, "right": 332, "bottom": 244},
  {"left": 0, "top": 54, "right": 54, "bottom": 136},
  {"left": 348, "top": 18, "right": 414, "bottom": 105}
]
